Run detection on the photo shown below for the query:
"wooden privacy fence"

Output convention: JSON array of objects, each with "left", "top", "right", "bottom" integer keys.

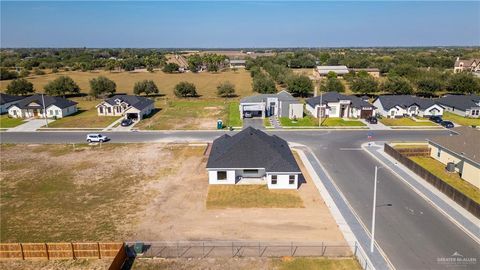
[
  {"left": 395, "top": 146, "right": 430, "bottom": 157},
  {"left": 384, "top": 144, "right": 480, "bottom": 218},
  {"left": 0, "top": 242, "right": 124, "bottom": 260}
]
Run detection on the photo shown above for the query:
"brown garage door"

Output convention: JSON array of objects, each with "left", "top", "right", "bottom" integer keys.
[{"left": 360, "top": 109, "right": 373, "bottom": 119}]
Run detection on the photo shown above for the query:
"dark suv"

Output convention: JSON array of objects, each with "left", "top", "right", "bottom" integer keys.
[
  {"left": 121, "top": 118, "right": 133, "bottom": 127},
  {"left": 429, "top": 115, "right": 443, "bottom": 123},
  {"left": 366, "top": 116, "right": 378, "bottom": 124},
  {"left": 440, "top": 120, "right": 454, "bottom": 128}
]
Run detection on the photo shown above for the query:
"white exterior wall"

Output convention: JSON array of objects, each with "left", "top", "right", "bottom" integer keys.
[
  {"left": 8, "top": 105, "right": 76, "bottom": 119},
  {"left": 465, "top": 108, "right": 480, "bottom": 118},
  {"left": 1, "top": 101, "right": 20, "bottom": 114},
  {"left": 208, "top": 170, "right": 236, "bottom": 185},
  {"left": 350, "top": 108, "right": 361, "bottom": 118},
  {"left": 442, "top": 105, "right": 466, "bottom": 117},
  {"left": 419, "top": 104, "right": 444, "bottom": 117},
  {"left": 8, "top": 106, "right": 23, "bottom": 118},
  {"left": 289, "top": 103, "right": 304, "bottom": 119},
  {"left": 306, "top": 104, "right": 317, "bottom": 117},
  {"left": 266, "top": 173, "right": 298, "bottom": 189}
]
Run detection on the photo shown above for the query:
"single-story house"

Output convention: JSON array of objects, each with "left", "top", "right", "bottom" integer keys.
[
  {"left": 239, "top": 90, "right": 303, "bottom": 119},
  {"left": 436, "top": 94, "right": 480, "bottom": 118},
  {"left": 316, "top": 66, "right": 349, "bottom": 76},
  {"left": 350, "top": 68, "right": 381, "bottom": 78},
  {"left": 7, "top": 94, "right": 77, "bottom": 119},
  {"left": 305, "top": 92, "right": 375, "bottom": 119},
  {"left": 373, "top": 95, "right": 444, "bottom": 118},
  {"left": 229, "top": 59, "right": 246, "bottom": 68},
  {"left": 206, "top": 127, "right": 301, "bottom": 189},
  {"left": 0, "top": 93, "right": 25, "bottom": 114},
  {"left": 427, "top": 127, "right": 480, "bottom": 188},
  {"left": 96, "top": 95, "right": 154, "bottom": 120}
]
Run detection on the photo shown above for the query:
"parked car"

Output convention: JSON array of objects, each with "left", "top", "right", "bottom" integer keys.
[
  {"left": 244, "top": 112, "right": 253, "bottom": 118},
  {"left": 121, "top": 118, "right": 133, "bottom": 126},
  {"left": 440, "top": 120, "right": 454, "bottom": 128},
  {"left": 429, "top": 115, "right": 443, "bottom": 123},
  {"left": 86, "top": 134, "right": 109, "bottom": 143},
  {"left": 366, "top": 116, "right": 378, "bottom": 124}
]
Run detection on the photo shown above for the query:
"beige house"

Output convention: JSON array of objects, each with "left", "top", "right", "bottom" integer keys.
[
  {"left": 96, "top": 95, "right": 154, "bottom": 121},
  {"left": 350, "top": 68, "right": 381, "bottom": 78},
  {"left": 454, "top": 57, "right": 480, "bottom": 73},
  {"left": 427, "top": 127, "right": 480, "bottom": 188},
  {"left": 7, "top": 94, "right": 77, "bottom": 119}
]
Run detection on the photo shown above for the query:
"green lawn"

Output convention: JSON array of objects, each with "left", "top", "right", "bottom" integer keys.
[
  {"left": 280, "top": 116, "right": 318, "bottom": 126},
  {"left": 137, "top": 99, "right": 231, "bottom": 130},
  {"left": 264, "top": 117, "right": 272, "bottom": 127},
  {"left": 410, "top": 156, "right": 480, "bottom": 204},
  {"left": 321, "top": 117, "right": 366, "bottom": 126},
  {"left": 47, "top": 99, "right": 119, "bottom": 128},
  {"left": 274, "top": 257, "right": 361, "bottom": 270},
  {"left": 442, "top": 112, "right": 480, "bottom": 127},
  {"left": 379, "top": 117, "right": 437, "bottom": 126},
  {"left": 0, "top": 115, "right": 24, "bottom": 128},
  {"left": 206, "top": 185, "right": 304, "bottom": 208},
  {"left": 226, "top": 101, "right": 242, "bottom": 127}
]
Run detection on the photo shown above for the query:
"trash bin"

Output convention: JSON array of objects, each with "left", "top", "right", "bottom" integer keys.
[{"left": 217, "top": 119, "right": 223, "bottom": 129}]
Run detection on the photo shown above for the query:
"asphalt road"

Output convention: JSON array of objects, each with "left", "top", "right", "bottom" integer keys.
[{"left": 1, "top": 129, "right": 479, "bottom": 269}]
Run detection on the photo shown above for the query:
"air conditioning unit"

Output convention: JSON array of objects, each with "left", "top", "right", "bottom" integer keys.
[{"left": 446, "top": 162, "right": 456, "bottom": 172}]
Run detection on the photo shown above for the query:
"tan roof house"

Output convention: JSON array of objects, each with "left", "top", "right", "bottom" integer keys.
[
  {"left": 427, "top": 127, "right": 480, "bottom": 188},
  {"left": 454, "top": 57, "right": 480, "bottom": 73}
]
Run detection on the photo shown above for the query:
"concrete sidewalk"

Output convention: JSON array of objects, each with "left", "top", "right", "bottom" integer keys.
[
  {"left": 7, "top": 119, "right": 55, "bottom": 132},
  {"left": 294, "top": 146, "right": 392, "bottom": 270},
  {"left": 363, "top": 142, "right": 480, "bottom": 244}
]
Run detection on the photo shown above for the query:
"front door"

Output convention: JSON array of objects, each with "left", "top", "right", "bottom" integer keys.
[
  {"left": 269, "top": 103, "right": 275, "bottom": 117},
  {"left": 33, "top": 110, "right": 38, "bottom": 117}
]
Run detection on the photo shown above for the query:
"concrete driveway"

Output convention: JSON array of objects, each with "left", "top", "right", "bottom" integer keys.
[
  {"left": 243, "top": 118, "right": 264, "bottom": 129},
  {"left": 7, "top": 119, "right": 54, "bottom": 132}
]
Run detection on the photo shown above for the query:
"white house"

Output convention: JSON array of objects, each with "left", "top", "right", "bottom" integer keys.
[
  {"left": 96, "top": 95, "right": 155, "bottom": 121},
  {"left": 373, "top": 95, "right": 444, "bottom": 118},
  {"left": 239, "top": 90, "right": 303, "bottom": 119},
  {"left": 206, "top": 127, "right": 301, "bottom": 190},
  {"left": 0, "top": 93, "right": 25, "bottom": 114},
  {"left": 436, "top": 94, "right": 480, "bottom": 118},
  {"left": 316, "top": 66, "right": 350, "bottom": 76},
  {"left": 7, "top": 94, "right": 77, "bottom": 119},
  {"left": 229, "top": 59, "right": 246, "bottom": 68},
  {"left": 305, "top": 92, "right": 375, "bottom": 119}
]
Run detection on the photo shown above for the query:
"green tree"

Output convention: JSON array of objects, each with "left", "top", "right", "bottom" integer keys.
[
  {"left": 382, "top": 77, "right": 414, "bottom": 95},
  {"left": 33, "top": 68, "right": 45, "bottom": 75},
  {"left": 326, "top": 71, "right": 338, "bottom": 79},
  {"left": 0, "top": 68, "right": 18, "bottom": 80},
  {"left": 350, "top": 75, "right": 379, "bottom": 94},
  {"left": 19, "top": 69, "right": 30, "bottom": 78},
  {"left": 287, "top": 75, "right": 313, "bottom": 97},
  {"left": 133, "top": 80, "right": 159, "bottom": 96},
  {"left": 90, "top": 76, "right": 116, "bottom": 98},
  {"left": 320, "top": 77, "right": 345, "bottom": 93},
  {"left": 252, "top": 74, "right": 276, "bottom": 94},
  {"left": 447, "top": 73, "right": 480, "bottom": 94},
  {"left": 163, "top": 63, "right": 179, "bottom": 73},
  {"left": 416, "top": 77, "right": 443, "bottom": 95},
  {"left": 6, "top": 78, "right": 35, "bottom": 95},
  {"left": 216, "top": 81, "right": 236, "bottom": 97},
  {"left": 44, "top": 76, "right": 80, "bottom": 97},
  {"left": 174, "top": 81, "right": 197, "bottom": 97}
]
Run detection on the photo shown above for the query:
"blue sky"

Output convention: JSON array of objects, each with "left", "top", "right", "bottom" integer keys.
[{"left": 1, "top": 1, "right": 479, "bottom": 48}]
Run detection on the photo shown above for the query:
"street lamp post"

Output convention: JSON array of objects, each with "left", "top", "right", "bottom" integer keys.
[
  {"left": 41, "top": 93, "right": 48, "bottom": 128},
  {"left": 318, "top": 92, "right": 323, "bottom": 127},
  {"left": 370, "top": 166, "right": 378, "bottom": 253}
]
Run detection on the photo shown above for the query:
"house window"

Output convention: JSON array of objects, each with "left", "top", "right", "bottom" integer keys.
[
  {"left": 56, "top": 110, "right": 60, "bottom": 115},
  {"left": 107, "top": 107, "right": 112, "bottom": 113},
  {"left": 289, "top": 175, "right": 295, "bottom": 184},
  {"left": 243, "top": 169, "right": 258, "bottom": 174},
  {"left": 437, "top": 149, "right": 441, "bottom": 158},
  {"left": 99, "top": 107, "right": 104, "bottom": 114},
  {"left": 271, "top": 175, "right": 277, "bottom": 185},
  {"left": 217, "top": 171, "right": 227, "bottom": 180},
  {"left": 330, "top": 106, "right": 337, "bottom": 115}
]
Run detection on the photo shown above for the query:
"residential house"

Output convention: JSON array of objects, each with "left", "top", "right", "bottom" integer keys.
[
  {"left": 239, "top": 90, "right": 303, "bottom": 119},
  {"left": 373, "top": 95, "right": 443, "bottom": 118},
  {"left": 305, "top": 92, "right": 375, "bottom": 119},
  {"left": 229, "top": 59, "right": 247, "bottom": 68},
  {"left": 316, "top": 66, "right": 349, "bottom": 77},
  {"left": 7, "top": 94, "right": 77, "bottom": 119},
  {"left": 0, "top": 93, "right": 25, "bottom": 114},
  {"left": 96, "top": 95, "right": 154, "bottom": 120},
  {"left": 427, "top": 127, "right": 480, "bottom": 188},
  {"left": 350, "top": 68, "right": 381, "bottom": 78},
  {"left": 206, "top": 127, "right": 301, "bottom": 189},
  {"left": 454, "top": 57, "right": 480, "bottom": 73},
  {"left": 436, "top": 94, "right": 480, "bottom": 118}
]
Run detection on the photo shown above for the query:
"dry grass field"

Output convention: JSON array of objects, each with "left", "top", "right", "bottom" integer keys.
[
  {"left": 0, "top": 144, "right": 346, "bottom": 244},
  {"left": 0, "top": 69, "right": 254, "bottom": 99}
]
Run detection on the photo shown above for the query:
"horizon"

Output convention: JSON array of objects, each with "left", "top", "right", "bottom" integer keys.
[{"left": 1, "top": 1, "right": 480, "bottom": 48}]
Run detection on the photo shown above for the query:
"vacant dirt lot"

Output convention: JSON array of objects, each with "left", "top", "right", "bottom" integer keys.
[{"left": 0, "top": 144, "right": 345, "bottom": 245}]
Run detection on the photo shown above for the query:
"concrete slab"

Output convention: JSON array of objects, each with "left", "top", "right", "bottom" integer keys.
[{"left": 7, "top": 119, "right": 55, "bottom": 132}]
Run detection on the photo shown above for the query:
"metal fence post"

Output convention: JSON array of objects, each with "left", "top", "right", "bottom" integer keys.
[{"left": 177, "top": 241, "right": 179, "bottom": 258}]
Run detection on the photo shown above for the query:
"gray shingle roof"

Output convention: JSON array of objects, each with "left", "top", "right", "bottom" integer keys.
[
  {"left": 375, "top": 95, "right": 438, "bottom": 110},
  {"left": 428, "top": 127, "right": 480, "bottom": 165},
  {"left": 0, "top": 93, "right": 25, "bottom": 105},
  {"left": 240, "top": 90, "right": 299, "bottom": 103},
  {"left": 206, "top": 127, "right": 301, "bottom": 173},
  {"left": 306, "top": 92, "right": 373, "bottom": 109},
  {"left": 10, "top": 94, "right": 77, "bottom": 109},
  {"left": 104, "top": 95, "right": 154, "bottom": 110},
  {"left": 436, "top": 94, "right": 480, "bottom": 111}
]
